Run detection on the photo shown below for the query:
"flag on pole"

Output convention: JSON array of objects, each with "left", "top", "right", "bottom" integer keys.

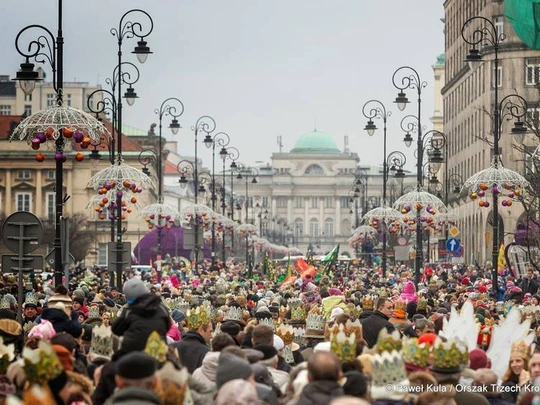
[
  {"left": 321, "top": 244, "right": 340, "bottom": 275},
  {"left": 497, "top": 242, "right": 506, "bottom": 273}
]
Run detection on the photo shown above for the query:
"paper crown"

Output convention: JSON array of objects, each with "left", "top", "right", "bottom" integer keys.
[
  {"left": 90, "top": 324, "right": 114, "bottom": 360},
  {"left": 0, "top": 297, "right": 10, "bottom": 310},
  {"left": 417, "top": 296, "right": 427, "bottom": 310},
  {"left": 279, "top": 305, "right": 289, "bottom": 321},
  {"left": 330, "top": 325, "right": 357, "bottom": 363},
  {"left": 305, "top": 307, "right": 326, "bottom": 337},
  {"left": 22, "top": 341, "right": 64, "bottom": 385},
  {"left": 258, "top": 317, "right": 275, "bottom": 330},
  {"left": 511, "top": 340, "right": 530, "bottom": 362},
  {"left": 223, "top": 307, "right": 244, "bottom": 325},
  {"left": 361, "top": 295, "right": 376, "bottom": 310},
  {"left": 351, "top": 305, "right": 363, "bottom": 319},
  {"left": 430, "top": 338, "right": 469, "bottom": 373},
  {"left": 288, "top": 298, "right": 302, "bottom": 309},
  {"left": 376, "top": 328, "right": 403, "bottom": 354},
  {"left": 402, "top": 337, "right": 430, "bottom": 370},
  {"left": 144, "top": 331, "right": 168, "bottom": 364},
  {"left": 328, "top": 319, "right": 363, "bottom": 343},
  {"left": 23, "top": 321, "right": 37, "bottom": 337},
  {"left": 392, "top": 298, "right": 407, "bottom": 320},
  {"left": 164, "top": 298, "right": 175, "bottom": 311},
  {"left": 276, "top": 324, "right": 295, "bottom": 346},
  {"left": 87, "top": 306, "right": 101, "bottom": 320},
  {"left": 293, "top": 327, "right": 305, "bottom": 346},
  {"left": 370, "top": 350, "right": 409, "bottom": 400},
  {"left": 0, "top": 337, "right": 15, "bottom": 374},
  {"left": 24, "top": 293, "right": 38, "bottom": 308},
  {"left": 187, "top": 306, "right": 211, "bottom": 330},
  {"left": 174, "top": 298, "right": 191, "bottom": 315}
]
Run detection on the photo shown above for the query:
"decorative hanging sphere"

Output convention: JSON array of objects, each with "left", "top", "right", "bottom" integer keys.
[
  {"left": 73, "top": 131, "right": 84, "bottom": 143},
  {"left": 484, "top": 201, "right": 490, "bottom": 208},
  {"left": 492, "top": 184, "right": 500, "bottom": 194},
  {"left": 54, "top": 152, "right": 64, "bottom": 162},
  {"left": 123, "top": 180, "right": 131, "bottom": 188},
  {"left": 31, "top": 138, "right": 41, "bottom": 150},
  {"left": 45, "top": 127, "right": 54, "bottom": 138},
  {"left": 75, "top": 152, "right": 84, "bottom": 162},
  {"left": 35, "top": 153, "right": 45, "bottom": 162},
  {"left": 131, "top": 197, "right": 137, "bottom": 204},
  {"left": 480, "top": 183, "right": 488, "bottom": 191},
  {"left": 479, "top": 200, "right": 484, "bottom": 207},
  {"left": 99, "top": 214, "right": 105, "bottom": 220},
  {"left": 478, "top": 190, "right": 485, "bottom": 197},
  {"left": 63, "top": 127, "right": 74, "bottom": 138},
  {"left": 515, "top": 189, "right": 521, "bottom": 196},
  {"left": 36, "top": 132, "right": 46, "bottom": 143},
  {"left": 502, "top": 200, "right": 507, "bottom": 207},
  {"left": 470, "top": 192, "right": 478, "bottom": 200}
]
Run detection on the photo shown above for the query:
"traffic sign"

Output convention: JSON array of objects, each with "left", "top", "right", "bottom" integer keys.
[
  {"left": 446, "top": 238, "right": 461, "bottom": 252},
  {"left": 449, "top": 226, "right": 460, "bottom": 238},
  {"left": 2, "top": 254, "right": 43, "bottom": 273},
  {"left": 2, "top": 212, "right": 43, "bottom": 254},
  {"left": 397, "top": 237, "right": 408, "bottom": 246},
  {"left": 451, "top": 246, "right": 464, "bottom": 257},
  {"left": 107, "top": 242, "right": 132, "bottom": 271},
  {"left": 45, "top": 248, "right": 75, "bottom": 267}
]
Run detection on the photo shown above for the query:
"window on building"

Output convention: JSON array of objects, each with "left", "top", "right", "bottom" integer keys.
[
  {"left": 340, "top": 196, "right": 350, "bottom": 208},
  {"left": 66, "top": 94, "right": 72, "bottom": 107},
  {"left": 24, "top": 105, "right": 32, "bottom": 116},
  {"left": 24, "top": 94, "right": 32, "bottom": 102},
  {"left": 45, "top": 192, "right": 55, "bottom": 220},
  {"left": 17, "top": 170, "right": 31, "bottom": 180},
  {"left": 323, "top": 197, "right": 333, "bottom": 208},
  {"left": 46, "top": 170, "right": 56, "bottom": 180},
  {"left": 309, "top": 218, "right": 319, "bottom": 237},
  {"left": 492, "top": 64, "right": 502, "bottom": 88},
  {"left": 98, "top": 243, "right": 108, "bottom": 266},
  {"left": 16, "top": 192, "right": 31, "bottom": 212},
  {"left": 494, "top": 16, "right": 504, "bottom": 40},
  {"left": 276, "top": 197, "right": 287, "bottom": 208},
  {"left": 311, "top": 197, "right": 319, "bottom": 209},
  {"left": 47, "top": 93, "right": 55, "bottom": 107},
  {"left": 295, "top": 197, "right": 303, "bottom": 208},
  {"left": 294, "top": 219, "right": 303, "bottom": 237},
  {"left": 261, "top": 197, "right": 268, "bottom": 208},
  {"left": 305, "top": 164, "right": 324, "bottom": 175},
  {"left": 324, "top": 218, "right": 334, "bottom": 237},
  {"left": 0, "top": 105, "right": 11, "bottom": 115},
  {"left": 526, "top": 58, "right": 540, "bottom": 85},
  {"left": 261, "top": 221, "right": 268, "bottom": 236}
]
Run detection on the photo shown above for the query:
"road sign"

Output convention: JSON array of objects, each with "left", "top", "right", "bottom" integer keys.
[
  {"left": 446, "top": 238, "right": 461, "bottom": 252},
  {"left": 44, "top": 248, "right": 76, "bottom": 267},
  {"left": 451, "top": 246, "right": 464, "bottom": 257},
  {"left": 397, "top": 237, "right": 408, "bottom": 246},
  {"left": 394, "top": 246, "right": 410, "bottom": 261},
  {"left": 2, "top": 212, "right": 43, "bottom": 254},
  {"left": 107, "top": 242, "right": 132, "bottom": 271},
  {"left": 2, "top": 254, "right": 43, "bottom": 273},
  {"left": 449, "top": 226, "right": 460, "bottom": 238}
]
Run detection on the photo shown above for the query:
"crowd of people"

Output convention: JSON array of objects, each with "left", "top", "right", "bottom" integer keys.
[{"left": 0, "top": 258, "right": 538, "bottom": 405}]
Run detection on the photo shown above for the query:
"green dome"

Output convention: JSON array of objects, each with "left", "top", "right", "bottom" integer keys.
[{"left": 290, "top": 130, "right": 341, "bottom": 154}]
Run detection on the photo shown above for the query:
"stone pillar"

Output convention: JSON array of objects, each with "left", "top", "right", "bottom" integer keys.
[
  {"left": 304, "top": 197, "right": 309, "bottom": 235},
  {"left": 36, "top": 170, "right": 43, "bottom": 217}
]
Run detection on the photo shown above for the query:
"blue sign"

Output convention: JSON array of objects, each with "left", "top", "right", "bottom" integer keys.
[{"left": 446, "top": 238, "right": 461, "bottom": 252}]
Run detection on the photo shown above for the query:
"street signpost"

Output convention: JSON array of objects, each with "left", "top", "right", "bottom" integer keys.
[
  {"left": 45, "top": 248, "right": 75, "bottom": 267},
  {"left": 445, "top": 238, "right": 461, "bottom": 253},
  {"left": 107, "top": 242, "right": 132, "bottom": 287},
  {"left": 1, "top": 212, "right": 43, "bottom": 322}
]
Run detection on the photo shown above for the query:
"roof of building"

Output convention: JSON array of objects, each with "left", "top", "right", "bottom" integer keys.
[
  {"left": 122, "top": 124, "right": 149, "bottom": 136},
  {"left": 433, "top": 53, "right": 445, "bottom": 67},
  {"left": 290, "top": 129, "right": 341, "bottom": 154},
  {"left": 0, "top": 115, "right": 22, "bottom": 138}
]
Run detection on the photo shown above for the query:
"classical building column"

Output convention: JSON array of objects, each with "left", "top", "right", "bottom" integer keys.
[
  {"left": 287, "top": 197, "right": 292, "bottom": 223},
  {"left": 335, "top": 197, "right": 340, "bottom": 236},
  {"left": 36, "top": 170, "right": 43, "bottom": 217},
  {"left": 303, "top": 197, "right": 309, "bottom": 235},
  {"left": 5, "top": 170, "right": 12, "bottom": 214}
]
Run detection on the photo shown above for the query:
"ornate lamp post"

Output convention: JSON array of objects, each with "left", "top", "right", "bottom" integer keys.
[{"left": 462, "top": 16, "right": 530, "bottom": 292}]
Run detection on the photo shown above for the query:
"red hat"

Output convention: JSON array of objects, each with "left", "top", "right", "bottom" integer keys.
[
  {"left": 469, "top": 348, "right": 489, "bottom": 370},
  {"left": 461, "top": 277, "right": 470, "bottom": 286},
  {"left": 479, "top": 285, "right": 487, "bottom": 293},
  {"left": 418, "top": 333, "right": 438, "bottom": 347}
]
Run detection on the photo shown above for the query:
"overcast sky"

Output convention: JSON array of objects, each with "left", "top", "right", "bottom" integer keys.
[{"left": 0, "top": 1, "right": 444, "bottom": 169}]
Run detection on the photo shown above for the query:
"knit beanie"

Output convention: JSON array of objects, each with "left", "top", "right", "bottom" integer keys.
[
  {"left": 216, "top": 352, "right": 253, "bottom": 389},
  {"left": 123, "top": 278, "right": 150, "bottom": 305},
  {"left": 469, "top": 348, "right": 489, "bottom": 370}
]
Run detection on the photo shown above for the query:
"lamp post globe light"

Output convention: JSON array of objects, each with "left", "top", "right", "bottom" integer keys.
[
  {"left": 461, "top": 16, "right": 531, "bottom": 293},
  {"left": 10, "top": 0, "right": 110, "bottom": 289}
]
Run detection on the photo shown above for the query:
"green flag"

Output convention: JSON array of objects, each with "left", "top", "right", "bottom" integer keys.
[{"left": 321, "top": 244, "right": 340, "bottom": 263}]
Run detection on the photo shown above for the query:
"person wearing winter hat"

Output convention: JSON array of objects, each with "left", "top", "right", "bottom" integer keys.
[
  {"left": 253, "top": 343, "right": 289, "bottom": 391},
  {"left": 460, "top": 348, "right": 490, "bottom": 386},
  {"left": 215, "top": 352, "right": 255, "bottom": 389},
  {"left": 41, "top": 285, "right": 82, "bottom": 339}
]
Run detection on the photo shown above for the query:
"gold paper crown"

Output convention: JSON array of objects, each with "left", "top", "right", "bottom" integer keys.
[
  {"left": 293, "top": 327, "right": 305, "bottom": 346},
  {"left": 87, "top": 306, "right": 101, "bottom": 319},
  {"left": 24, "top": 293, "right": 38, "bottom": 307},
  {"left": 417, "top": 297, "right": 427, "bottom": 310},
  {"left": 175, "top": 298, "right": 191, "bottom": 315},
  {"left": 22, "top": 341, "right": 64, "bottom": 385},
  {"left": 351, "top": 305, "right": 363, "bottom": 319},
  {"left": 279, "top": 305, "right": 289, "bottom": 321},
  {"left": 511, "top": 340, "right": 530, "bottom": 361},
  {"left": 376, "top": 328, "right": 403, "bottom": 354},
  {"left": 330, "top": 326, "right": 357, "bottom": 363},
  {"left": 371, "top": 350, "right": 408, "bottom": 387},
  {"left": 306, "top": 312, "right": 326, "bottom": 333},
  {"left": 402, "top": 337, "right": 430, "bottom": 369},
  {"left": 23, "top": 321, "right": 37, "bottom": 337},
  {"left": 288, "top": 298, "right": 302, "bottom": 308},
  {"left": 431, "top": 338, "right": 469, "bottom": 371},
  {"left": 90, "top": 324, "right": 114, "bottom": 359},
  {"left": 187, "top": 306, "right": 211, "bottom": 330},
  {"left": 0, "top": 296, "right": 10, "bottom": 310},
  {"left": 276, "top": 324, "right": 295, "bottom": 346},
  {"left": 394, "top": 298, "right": 406, "bottom": 312},
  {"left": 361, "top": 295, "right": 375, "bottom": 310},
  {"left": 0, "top": 337, "right": 15, "bottom": 374},
  {"left": 378, "top": 289, "right": 388, "bottom": 299},
  {"left": 291, "top": 305, "right": 306, "bottom": 322},
  {"left": 144, "top": 331, "right": 168, "bottom": 364},
  {"left": 164, "top": 298, "right": 175, "bottom": 311}
]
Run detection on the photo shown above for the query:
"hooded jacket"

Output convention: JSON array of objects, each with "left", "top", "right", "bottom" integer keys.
[
  {"left": 109, "top": 386, "right": 162, "bottom": 405},
  {"left": 192, "top": 351, "right": 219, "bottom": 390},
  {"left": 111, "top": 293, "right": 171, "bottom": 355},
  {"left": 171, "top": 331, "right": 209, "bottom": 373},
  {"left": 41, "top": 307, "right": 82, "bottom": 338},
  {"left": 295, "top": 380, "right": 343, "bottom": 405}
]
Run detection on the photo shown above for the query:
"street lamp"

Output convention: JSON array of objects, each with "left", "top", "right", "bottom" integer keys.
[
  {"left": 362, "top": 99, "right": 392, "bottom": 275},
  {"left": 237, "top": 165, "right": 258, "bottom": 277},
  {"left": 462, "top": 16, "right": 530, "bottom": 292}
]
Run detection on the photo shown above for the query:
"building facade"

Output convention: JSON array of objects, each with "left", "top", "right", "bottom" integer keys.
[{"left": 443, "top": 0, "right": 540, "bottom": 263}]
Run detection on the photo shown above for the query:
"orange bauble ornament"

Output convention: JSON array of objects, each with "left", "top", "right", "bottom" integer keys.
[
  {"left": 35, "top": 153, "right": 45, "bottom": 162},
  {"left": 415, "top": 203, "right": 423, "bottom": 211},
  {"left": 75, "top": 153, "right": 84, "bottom": 162},
  {"left": 45, "top": 127, "right": 54, "bottom": 138},
  {"left": 479, "top": 200, "right": 485, "bottom": 207},
  {"left": 480, "top": 183, "right": 488, "bottom": 191},
  {"left": 63, "top": 127, "right": 74, "bottom": 138},
  {"left": 99, "top": 214, "right": 105, "bottom": 220},
  {"left": 130, "top": 197, "right": 137, "bottom": 204}
]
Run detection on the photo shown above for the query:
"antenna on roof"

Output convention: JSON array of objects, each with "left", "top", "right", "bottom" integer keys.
[
  {"left": 277, "top": 135, "right": 283, "bottom": 153},
  {"left": 344, "top": 135, "right": 349, "bottom": 154}
]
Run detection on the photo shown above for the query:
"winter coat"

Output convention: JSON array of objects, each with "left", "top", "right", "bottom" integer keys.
[
  {"left": 295, "top": 380, "right": 343, "bottom": 405},
  {"left": 400, "top": 281, "right": 417, "bottom": 303},
  {"left": 108, "top": 386, "right": 162, "bottom": 405},
  {"left": 192, "top": 351, "right": 219, "bottom": 390},
  {"left": 171, "top": 331, "right": 210, "bottom": 373},
  {"left": 111, "top": 293, "right": 171, "bottom": 355},
  {"left": 362, "top": 311, "right": 396, "bottom": 348},
  {"left": 40, "top": 307, "right": 82, "bottom": 338}
]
